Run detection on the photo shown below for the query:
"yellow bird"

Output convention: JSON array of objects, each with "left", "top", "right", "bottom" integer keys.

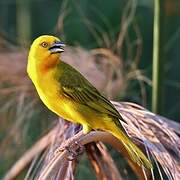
[{"left": 27, "top": 35, "right": 152, "bottom": 169}]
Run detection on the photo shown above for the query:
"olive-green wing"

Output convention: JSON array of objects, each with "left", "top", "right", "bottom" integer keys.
[{"left": 57, "top": 62, "right": 122, "bottom": 120}]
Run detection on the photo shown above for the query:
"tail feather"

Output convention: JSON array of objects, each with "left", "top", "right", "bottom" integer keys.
[{"left": 110, "top": 127, "right": 152, "bottom": 169}]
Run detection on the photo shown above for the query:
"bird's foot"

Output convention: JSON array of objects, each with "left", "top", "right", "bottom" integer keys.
[{"left": 55, "top": 141, "right": 84, "bottom": 161}]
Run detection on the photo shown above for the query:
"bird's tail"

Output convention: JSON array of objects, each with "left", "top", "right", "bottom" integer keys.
[{"left": 109, "top": 126, "right": 152, "bottom": 169}]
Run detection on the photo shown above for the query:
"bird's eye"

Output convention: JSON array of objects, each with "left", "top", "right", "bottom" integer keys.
[{"left": 40, "top": 42, "right": 48, "bottom": 48}]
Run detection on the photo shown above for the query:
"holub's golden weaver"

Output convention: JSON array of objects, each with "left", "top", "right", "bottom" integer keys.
[{"left": 27, "top": 35, "right": 152, "bottom": 169}]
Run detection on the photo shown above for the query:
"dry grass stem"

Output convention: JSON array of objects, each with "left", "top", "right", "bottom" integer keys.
[
  {"left": 3, "top": 129, "right": 56, "bottom": 180},
  {"left": 1, "top": 23, "right": 179, "bottom": 179},
  {"left": 4, "top": 100, "right": 180, "bottom": 180},
  {"left": 86, "top": 142, "right": 122, "bottom": 180},
  {"left": 117, "top": 0, "right": 137, "bottom": 51}
]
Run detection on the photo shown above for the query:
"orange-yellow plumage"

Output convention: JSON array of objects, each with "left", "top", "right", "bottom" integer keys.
[{"left": 27, "top": 35, "right": 152, "bottom": 169}]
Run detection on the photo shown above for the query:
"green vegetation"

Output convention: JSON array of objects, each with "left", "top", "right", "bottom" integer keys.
[{"left": 0, "top": 0, "right": 179, "bottom": 179}]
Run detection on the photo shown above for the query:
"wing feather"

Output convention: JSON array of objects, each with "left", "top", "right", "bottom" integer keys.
[{"left": 58, "top": 61, "right": 123, "bottom": 120}]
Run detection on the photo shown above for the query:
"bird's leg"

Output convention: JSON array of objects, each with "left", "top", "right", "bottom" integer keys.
[
  {"left": 54, "top": 130, "right": 85, "bottom": 160},
  {"left": 55, "top": 125, "right": 92, "bottom": 160},
  {"left": 64, "top": 125, "right": 91, "bottom": 160},
  {"left": 82, "top": 124, "right": 92, "bottom": 134}
]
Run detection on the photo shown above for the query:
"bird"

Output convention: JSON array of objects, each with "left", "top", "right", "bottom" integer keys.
[{"left": 27, "top": 35, "right": 152, "bottom": 169}]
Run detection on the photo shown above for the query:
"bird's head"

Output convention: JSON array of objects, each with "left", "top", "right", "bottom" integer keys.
[{"left": 27, "top": 35, "right": 65, "bottom": 75}]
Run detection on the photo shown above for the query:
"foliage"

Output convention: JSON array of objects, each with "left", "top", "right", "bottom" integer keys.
[{"left": 0, "top": 0, "right": 179, "bottom": 179}]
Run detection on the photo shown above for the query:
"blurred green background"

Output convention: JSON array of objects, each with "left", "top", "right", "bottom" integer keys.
[{"left": 0, "top": 0, "right": 179, "bottom": 179}]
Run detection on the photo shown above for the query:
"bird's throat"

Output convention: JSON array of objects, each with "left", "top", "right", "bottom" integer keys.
[{"left": 39, "top": 55, "right": 59, "bottom": 73}]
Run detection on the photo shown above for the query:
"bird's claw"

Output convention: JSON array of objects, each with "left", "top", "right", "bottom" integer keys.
[
  {"left": 54, "top": 141, "right": 84, "bottom": 161},
  {"left": 54, "top": 146, "right": 65, "bottom": 154},
  {"left": 74, "top": 141, "right": 84, "bottom": 155}
]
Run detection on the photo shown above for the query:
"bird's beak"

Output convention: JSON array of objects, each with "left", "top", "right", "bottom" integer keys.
[{"left": 49, "top": 41, "right": 66, "bottom": 54}]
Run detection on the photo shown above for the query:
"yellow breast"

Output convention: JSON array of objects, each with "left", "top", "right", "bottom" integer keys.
[{"left": 32, "top": 69, "right": 83, "bottom": 123}]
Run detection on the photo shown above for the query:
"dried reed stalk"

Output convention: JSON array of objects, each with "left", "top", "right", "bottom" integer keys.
[
  {"left": 1, "top": 21, "right": 179, "bottom": 178},
  {"left": 3, "top": 101, "right": 180, "bottom": 180}
]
